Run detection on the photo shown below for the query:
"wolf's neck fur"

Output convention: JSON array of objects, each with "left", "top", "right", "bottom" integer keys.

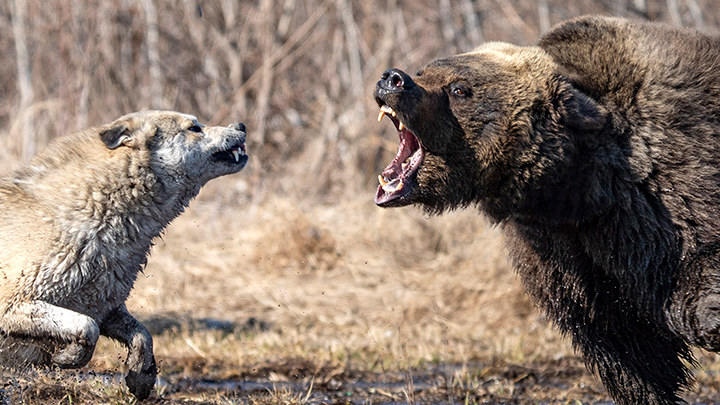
[{"left": 10, "top": 131, "right": 198, "bottom": 314}]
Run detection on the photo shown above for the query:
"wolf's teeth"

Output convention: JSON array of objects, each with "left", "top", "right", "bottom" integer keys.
[
  {"left": 399, "top": 122, "right": 404, "bottom": 130},
  {"left": 378, "top": 174, "right": 388, "bottom": 186},
  {"left": 378, "top": 110, "right": 386, "bottom": 122},
  {"left": 232, "top": 150, "right": 240, "bottom": 162}
]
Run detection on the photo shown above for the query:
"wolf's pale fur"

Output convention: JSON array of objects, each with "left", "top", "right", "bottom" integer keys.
[{"left": 0, "top": 110, "right": 248, "bottom": 400}]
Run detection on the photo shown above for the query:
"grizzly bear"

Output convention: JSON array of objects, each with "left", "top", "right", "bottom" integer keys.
[
  {"left": 0, "top": 111, "right": 248, "bottom": 400},
  {"left": 374, "top": 16, "right": 720, "bottom": 404}
]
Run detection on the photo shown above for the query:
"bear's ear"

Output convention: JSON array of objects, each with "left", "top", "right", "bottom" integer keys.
[
  {"left": 562, "top": 85, "right": 607, "bottom": 131},
  {"left": 99, "top": 115, "right": 154, "bottom": 149}
]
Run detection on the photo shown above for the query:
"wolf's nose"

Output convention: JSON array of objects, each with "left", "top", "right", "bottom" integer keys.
[
  {"left": 378, "top": 68, "right": 415, "bottom": 91},
  {"left": 232, "top": 122, "right": 246, "bottom": 132}
]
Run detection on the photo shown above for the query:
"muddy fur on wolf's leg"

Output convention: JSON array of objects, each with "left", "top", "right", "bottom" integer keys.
[{"left": 0, "top": 332, "right": 53, "bottom": 370}]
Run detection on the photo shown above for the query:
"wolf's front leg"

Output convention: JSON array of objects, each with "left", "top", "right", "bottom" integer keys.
[
  {"left": 101, "top": 305, "right": 157, "bottom": 400},
  {"left": 0, "top": 300, "right": 99, "bottom": 368}
]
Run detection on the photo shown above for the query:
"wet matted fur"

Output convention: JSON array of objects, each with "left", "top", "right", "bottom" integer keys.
[
  {"left": 0, "top": 110, "right": 248, "bottom": 400},
  {"left": 374, "top": 16, "right": 720, "bottom": 404}
]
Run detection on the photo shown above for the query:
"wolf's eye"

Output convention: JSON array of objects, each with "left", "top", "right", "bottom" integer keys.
[{"left": 188, "top": 125, "right": 203, "bottom": 133}]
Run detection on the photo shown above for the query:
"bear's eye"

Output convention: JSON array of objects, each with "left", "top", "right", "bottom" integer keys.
[
  {"left": 188, "top": 125, "right": 203, "bottom": 133},
  {"left": 450, "top": 84, "right": 470, "bottom": 98}
]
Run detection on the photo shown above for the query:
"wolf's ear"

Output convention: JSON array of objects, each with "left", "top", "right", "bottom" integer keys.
[
  {"left": 99, "top": 125, "right": 133, "bottom": 149},
  {"left": 99, "top": 115, "right": 154, "bottom": 149}
]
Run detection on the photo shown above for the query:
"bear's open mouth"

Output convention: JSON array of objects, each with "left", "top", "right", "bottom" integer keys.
[
  {"left": 375, "top": 104, "right": 424, "bottom": 205},
  {"left": 213, "top": 143, "right": 248, "bottom": 166}
]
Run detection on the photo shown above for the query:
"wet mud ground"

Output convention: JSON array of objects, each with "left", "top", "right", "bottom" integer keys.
[
  {"left": 4, "top": 317, "right": 720, "bottom": 404},
  {"left": 2, "top": 356, "right": 614, "bottom": 404},
  {"left": 154, "top": 357, "right": 601, "bottom": 404},
  {"left": 5, "top": 356, "right": 720, "bottom": 404}
]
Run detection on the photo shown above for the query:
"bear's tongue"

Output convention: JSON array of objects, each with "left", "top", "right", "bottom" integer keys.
[{"left": 375, "top": 112, "right": 424, "bottom": 205}]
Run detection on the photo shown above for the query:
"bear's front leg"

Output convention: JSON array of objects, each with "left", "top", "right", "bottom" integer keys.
[
  {"left": 667, "top": 254, "right": 720, "bottom": 352},
  {"left": 101, "top": 305, "right": 157, "bottom": 401},
  {"left": 687, "top": 293, "right": 720, "bottom": 351},
  {"left": 0, "top": 300, "right": 99, "bottom": 368}
]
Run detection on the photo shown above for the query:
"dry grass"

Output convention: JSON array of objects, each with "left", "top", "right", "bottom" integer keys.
[
  {"left": 3, "top": 0, "right": 720, "bottom": 404},
  {"left": 127, "top": 189, "right": 557, "bottom": 364}
]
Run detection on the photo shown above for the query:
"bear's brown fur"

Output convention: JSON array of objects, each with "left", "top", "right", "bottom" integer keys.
[{"left": 374, "top": 16, "right": 720, "bottom": 404}]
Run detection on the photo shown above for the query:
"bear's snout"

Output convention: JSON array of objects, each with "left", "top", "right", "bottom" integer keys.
[{"left": 377, "top": 68, "right": 415, "bottom": 93}]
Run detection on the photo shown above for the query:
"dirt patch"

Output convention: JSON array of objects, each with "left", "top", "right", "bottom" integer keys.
[
  {"left": 2, "top": 356, "right": 613, "bottom": 404},
  {"left": 160, "top": 357, "right": 612, "bottom": 405},
  {"left": 4, "top": 318, "right": 720, "bottom": 404}
]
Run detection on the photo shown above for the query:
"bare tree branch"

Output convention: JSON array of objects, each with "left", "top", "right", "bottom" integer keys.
[
  {"left": 11, "top": 0, "right": 34, "bottom": 161},
  {"left": 634, "top": 0, "right": 647, "bottom": 13},
  {"left": 255, "top": 0, "right": 275, "bottom": 144},
  {"left": 338, "top": 0, "right": 363, "bottom": 102},
  {"left": 140, "top": 0, "right": 163, "bottom": 109},
  {"left": 498, "top": 0, "right": 536, "bottom": 41},
  {"left": 439, "top": 0, "right": 456, "bottom": 53},
  {"left": 538, "top": 0, "right": 550, "bottom": 34},
  {"left": 685, "top": 0, "right": 704, "bottom": 29},
  {"left": 463, "top": 0, "right": 484, "bottom": 47},
  {"left": 666, "top": 0, "right": 682, "bottom": 26}
]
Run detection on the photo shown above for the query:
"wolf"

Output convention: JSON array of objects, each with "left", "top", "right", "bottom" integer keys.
[{"left": 0, "top": 110, "right": 248, "bottom": 400}]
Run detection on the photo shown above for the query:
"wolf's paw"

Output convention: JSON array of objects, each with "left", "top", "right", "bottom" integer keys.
[{"left": 126, "top": 357, "right": 157, "bottom": 400}]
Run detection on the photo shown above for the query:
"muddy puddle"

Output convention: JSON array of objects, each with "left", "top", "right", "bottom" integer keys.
[
  {"left": 125, "top": 317, "right": 719, "bottom": 404},
  {"left": 4, "top": 359, "right": 720, "bottom": 404},
  {"left": 150, "top": 365, "right": 720, "bottom": 405},
  {"left": 2, "top": 357, "right": 621, "bottom": 404},
  {"left": 4, "top": 316, "right": 720, "bottom": 404}
]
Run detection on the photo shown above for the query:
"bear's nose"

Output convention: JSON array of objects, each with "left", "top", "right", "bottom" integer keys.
[
  {"left": 231, "top": 122, "right": 246, "bottom": 132},
  {"left": 378, "top": 68, "right": 415, "bottom": 91}
]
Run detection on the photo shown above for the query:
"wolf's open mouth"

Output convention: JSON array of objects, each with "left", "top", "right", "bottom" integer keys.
[
  {"left": 213, "top": 143, "right": 248, "bottom": 166},
  {"left": 375, "top": 104, "right": 424, "bottom": 205}
]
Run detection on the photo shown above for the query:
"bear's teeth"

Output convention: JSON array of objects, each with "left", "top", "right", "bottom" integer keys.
[
  {"left": 382, "top": 178, "right": 403, "bottom": 192},
  {"left": 379, "top": 105, "right": 404, "bottom": 128},
  {"left": 380, "top": 105, "right": 396, "bottom": 117},
  {"left": 232, "top": 150, "right": 240, "bottom": 162}
]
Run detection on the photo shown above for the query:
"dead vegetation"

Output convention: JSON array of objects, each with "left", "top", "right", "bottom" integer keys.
[{"left": 2, "top": 0, "right": 720, "bottom": 404}]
